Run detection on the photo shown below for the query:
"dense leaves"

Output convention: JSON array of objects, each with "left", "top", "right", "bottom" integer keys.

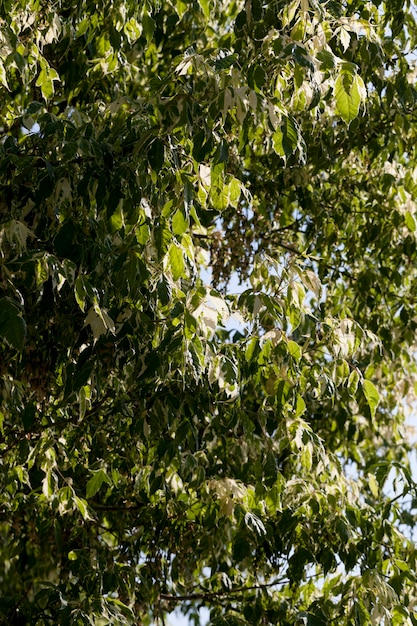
[{"left": 1, "top": 1, "right": 417, "bottom": 624}]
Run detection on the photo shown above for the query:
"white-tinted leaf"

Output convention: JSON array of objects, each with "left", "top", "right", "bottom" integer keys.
[{"left": 0, "top": 60, "right": 9, "bottom": 90}]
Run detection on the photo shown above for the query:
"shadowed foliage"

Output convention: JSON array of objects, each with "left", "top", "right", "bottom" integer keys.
[{"left": 1, "top": 1, "right": 417, "bottom": 624}]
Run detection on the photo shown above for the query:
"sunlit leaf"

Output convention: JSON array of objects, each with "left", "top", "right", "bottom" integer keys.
[
  {"left": 362, "top": 379, "right": 380, "bottom": 419},
  {"left": 335, "top": 72, "right": 366, "bottom": 124},
  {"left": 167, "top": 243, "right": 185, "bottom": 280}
]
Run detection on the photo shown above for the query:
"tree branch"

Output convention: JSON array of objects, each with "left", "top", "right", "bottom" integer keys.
[{"left": 159, "top": 578, "right": 289, "bottom": 603}]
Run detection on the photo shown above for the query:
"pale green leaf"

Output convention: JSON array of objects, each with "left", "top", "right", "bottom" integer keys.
[
  {"left": 368, "top": 472, "right": 379, "bottom": 497},
  {"left": 228, "top": 177, "right": 241, "bottom": 208},
  {"left": 301, "top": 442, "right": 313, "bottom": 471},
  {"left": 347, "top": 369, "right": 360, "bottom": 395},
  {"left": 74, "top": 495, "right": 91, "bottom": 520},
  {"left": 244, "top": 512, "right": 266, "bottom": 535},
  {"left": 300, "top": 269, "right": 321, "bottom": 297},
  {"left": 35, "top": 58, "right": 60, "bottom": 101},
  {"left": 334, "top": 319, "right": 356, "bottom": 357},
  {"left": 35, "top": 70, "right": 54, "bottom": 101},
  {"left": 42, "top": 470, "right": 54, "bottom": 498},
  {"left": 124, "top": 17, "right": 142, "bottom": 43},
  {"left": 283, "top": 0, "right": 300, "bottom": 26},
  {"left": 0, "top": 59, "right": 9, "bottom": 90},
  {"left": 339, "top": 27, "right": 351, "bottom": 51},
  {"left": 85, "top": 305, "right": 115, "bottom": 340}
]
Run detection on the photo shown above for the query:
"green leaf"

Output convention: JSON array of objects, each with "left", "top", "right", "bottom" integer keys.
[
  {"left": 136, "top": 221, "right": 150, "bottom": 245},
  {"left": 405, "top": 210, "right": 416, "bottom": 232},
  {"left": 335, "top": 359, "right": 349, "bottom": 384},
  {"left": 228, "top": 177, "right": 241, "bottom": 208},
  {"left": 0, "top": 298, "right": 26, "bottom": 350},
  {"left": 392, "top": 606, "right": 412, "bottom": 625},
  {"left": 245, "top": 336, "right": 259, "bottom": 362},
  {"left": 198, "top": 0, "right": 210, "bottom": 18},
  {"left": 287, "top": 340, "right": 302, "bottom": 361},
  {"left": 347, "top": 369, "right": 360, "bottom": 395},
  {"left": 109, "top": 205, "right": 124, "bottom": 232},
  {"left": 210, "top": 173, "right": 237, "bottom": 212},
  {"left": 105, "top": 597, "right": 135, "bottom": 619},
  {"left": 124, "top": 17, "right": 142, "bottom": 43},
  {"left": 142, "top": 14, "right": 155, "bottom": 43},
  {"left": 35, "top": 58, "right": 60, "bottom": 101},
  {"left": 317, "top": 49, "right": 336, "bottom": 71},
  {"left": 335, "top": 73, "right": 366, "bottom": 124},
  {"left": 167, "top": 243, "right": 185, "bottom": 280},
  {"left": 215, "top": 53, "right": 237, "bottom": 70},
  {"left": 74, "top": 276, "right": 90, "bottom": 312},
  {"left": 172, "top": 209, "right": 188, "bottom": 236},
  {"left": 295, "top": 395, "right": 306, "bottom": 417},
  {"left": 86, "top": 469, "right": 109, "bottom": 499},
  {"left": 362, "top": 379, "right": 380, "bottom": 419},
  {"left": 394, "top": 560, "right": 410, "bottom": 573},
  {"left": 79, "top": 384, "right": 90, "bottom": 419},
  {"left": 154, "top": 223, "right": 172, "bottom": 257},
  {"left": 273, "top": 116, "right": 299, "bottom": 157}
]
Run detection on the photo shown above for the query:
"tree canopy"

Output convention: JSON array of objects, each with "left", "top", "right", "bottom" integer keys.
[{"left": 1, "top": 0, "right": 417, "bottom": 624}]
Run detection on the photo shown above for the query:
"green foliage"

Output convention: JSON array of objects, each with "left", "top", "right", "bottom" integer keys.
[{"left": 0, "top": 1, "right": 417, "bottom": 624}]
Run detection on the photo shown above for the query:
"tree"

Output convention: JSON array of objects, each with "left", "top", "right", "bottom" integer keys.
[{"left": 1, "top": 0, "right": 417, "bottom": 623}]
